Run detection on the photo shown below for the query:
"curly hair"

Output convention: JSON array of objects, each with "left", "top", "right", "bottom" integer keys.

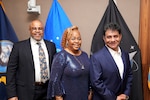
[{"left": 61, "top": 26, "right": 78, "bottom": 49}]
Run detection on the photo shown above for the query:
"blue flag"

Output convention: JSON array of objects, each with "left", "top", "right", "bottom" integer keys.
[
  {"left": 0, "top": 4, "right": 18, "bottom": 73},
  {"left": 44, "top": 0, "right": 72, "bottom": 52},
  {"left": 0, "top": 82, "right": 7, "bottom": 100},
  {"left": 0, "top": 2, "right": 18, "bottom": 100}
]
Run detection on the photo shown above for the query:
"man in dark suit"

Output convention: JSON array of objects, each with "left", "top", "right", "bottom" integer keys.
[
  {"left": 90, "top": 23, "right": 132, "bottom": 100},
  {"left": 6, "top": 20, "right": 56, "bottom": 100}
]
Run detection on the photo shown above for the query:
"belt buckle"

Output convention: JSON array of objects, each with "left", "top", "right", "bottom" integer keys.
[
  {"left": 38, "top": 82, "right": 43, "bottom": 85},
  {"left": 35, "top": 82, "right": 44, "bottom": 86}
]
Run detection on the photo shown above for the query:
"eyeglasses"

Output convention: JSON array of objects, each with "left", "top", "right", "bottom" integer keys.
[{"left": 31, "top": 27, "right": 43, "bottom": 31}]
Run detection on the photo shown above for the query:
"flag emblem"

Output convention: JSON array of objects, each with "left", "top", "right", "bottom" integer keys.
[{"left": 0, "top": 40, "right": 13, "bottom": 73}]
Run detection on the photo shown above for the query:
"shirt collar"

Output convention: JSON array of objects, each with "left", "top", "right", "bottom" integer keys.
[
  {"left": 105, "top": 45, "right": 122, "bottom": 56},
  {"left": 30, "top": 37, "right": 44, "bottom": 45}
]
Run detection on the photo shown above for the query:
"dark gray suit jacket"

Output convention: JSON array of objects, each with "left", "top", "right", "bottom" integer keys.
[{"left": 6, "top": 39, "right": 56, "bottom": 100}]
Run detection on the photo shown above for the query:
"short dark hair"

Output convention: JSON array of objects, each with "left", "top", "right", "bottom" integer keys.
[{"left": 103, "top": 23, "right": 121, "bottom": 36}]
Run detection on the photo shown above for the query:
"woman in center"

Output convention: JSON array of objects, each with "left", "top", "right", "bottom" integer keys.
[{"left": 47, "top": 26, "right": 92, "bottom": 100}]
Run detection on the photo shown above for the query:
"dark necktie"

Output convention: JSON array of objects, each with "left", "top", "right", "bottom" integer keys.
[{"left": 37, "top": 42, "right": 48, "bottom": 83}]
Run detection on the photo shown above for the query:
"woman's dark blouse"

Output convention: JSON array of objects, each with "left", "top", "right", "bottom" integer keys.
[{"left": 47, "top": 50, "right": 91, "bottom": 100}]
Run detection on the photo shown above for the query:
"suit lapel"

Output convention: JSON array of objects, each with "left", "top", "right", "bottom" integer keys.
[
  {"left": 44, "top": 40, "right": 52, "bottom": 67},
  {"left": 25, "top": 39, "right": 34, "bottom": 69},
  {"left": 121, "top": 52, "right": 127, "bottom": 79}
]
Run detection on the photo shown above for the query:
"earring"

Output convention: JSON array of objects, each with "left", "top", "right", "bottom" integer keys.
[{"left": 66, "top": 41, "right": 68, "bottom": 47}]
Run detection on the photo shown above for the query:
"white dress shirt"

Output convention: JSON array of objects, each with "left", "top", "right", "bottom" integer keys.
[
  {"left": 106, "top": 46, "right": 124, "bottom": 79},
  {"left": 30, "top": 37, "right": 50, "bottom": 82}
]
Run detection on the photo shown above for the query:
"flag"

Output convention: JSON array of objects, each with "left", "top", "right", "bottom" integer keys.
[
  {"left": 0, "top": 81, "right": 7, "bottom": 100},
  {"left": 0, "top": 1, "right": 18, "bottom": 100},
  {"left": 0, "top": 2, "right": 18, "bottom": 73},
  {"left": 90, "top": 0, "right": 143, "bottom": 100},
  {"left": 148, "top": 67, "right": 150, "bottom": 89},
  {"left": 44, "top": 0, "right": 72, "bottom": 52}
]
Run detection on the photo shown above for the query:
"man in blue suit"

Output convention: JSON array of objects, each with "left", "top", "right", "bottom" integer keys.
[{"left": 90, "top": 23, "right": 132, "bottom": 100}]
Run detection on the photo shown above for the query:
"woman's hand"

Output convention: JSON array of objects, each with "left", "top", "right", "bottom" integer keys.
[
  {"left": 88, "top": 90, "right": 93, "bottom": 100},
  {"left": 116, "top": 94, "right": 129, "bottom": 100},
  {"left": 55, "top": 95, "right": 63, "bottom": 100}
]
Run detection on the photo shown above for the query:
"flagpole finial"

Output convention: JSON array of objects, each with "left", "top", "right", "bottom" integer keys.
[
  {"left": 113, "top": 0, "right": 117, "bottom": 5},
  {"left": 0, "top": 0, "right": 6, "bottom": 12}
]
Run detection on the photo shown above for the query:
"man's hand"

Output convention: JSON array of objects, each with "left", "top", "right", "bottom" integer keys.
[
  {"left": 116, "top": 94, "right": 129, "bottom": 100},
  {"left": 8, "top": 97, "right": 18, "bottom": 100}
]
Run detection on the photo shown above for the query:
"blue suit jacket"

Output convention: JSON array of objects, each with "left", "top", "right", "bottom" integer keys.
[{"left": 90, "top": 46, "right": 132, "bottom": 100}]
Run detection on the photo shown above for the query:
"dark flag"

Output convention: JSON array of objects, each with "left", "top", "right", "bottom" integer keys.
[
  {"left": 91, "top": 0, "right": 143, "bottom": 100},
  {"left": 44, "top": 0, "right": 72, "bottom": 52},
  {"left": 0, "top": 1, "right": 18, "bottom": 100}
]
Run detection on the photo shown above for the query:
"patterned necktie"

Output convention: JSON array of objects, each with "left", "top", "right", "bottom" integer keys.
[{"left": 37, "top": 42, "right": 48, "bottom": 83}]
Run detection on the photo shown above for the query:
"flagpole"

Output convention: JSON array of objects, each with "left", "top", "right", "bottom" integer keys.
[
  {"left": 113, "top": 0, "right": 117, "bottom": 5},
  {"left": 0, "top": 0, "right": 6, "bottom": 12}
]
